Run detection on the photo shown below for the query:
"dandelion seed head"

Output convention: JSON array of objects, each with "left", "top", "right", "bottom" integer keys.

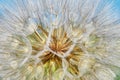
[{"left": 0, "top": 0, "right": 120, "bottom": 80}]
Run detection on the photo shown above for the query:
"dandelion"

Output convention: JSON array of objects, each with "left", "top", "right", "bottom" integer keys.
[{"left": 0, "top": 0, "right": 120, "bottom": 80}]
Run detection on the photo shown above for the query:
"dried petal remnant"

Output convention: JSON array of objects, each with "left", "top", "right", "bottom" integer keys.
[{"left": 27, "top": 26, "right": 85, "bottom": 77}]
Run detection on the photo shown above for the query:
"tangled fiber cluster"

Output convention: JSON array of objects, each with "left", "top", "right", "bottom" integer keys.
[{"left": 0, "top": 0, "right": 120, "bottom": 80}]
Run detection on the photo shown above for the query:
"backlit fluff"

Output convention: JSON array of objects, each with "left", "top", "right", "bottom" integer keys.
[{"left": 0, "top": 0, "right": 120, "bottom": 80}]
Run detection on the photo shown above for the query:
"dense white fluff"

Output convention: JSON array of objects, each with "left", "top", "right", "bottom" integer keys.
[{"left": 0, "top": 0, "right": 120, "bottom": 80}]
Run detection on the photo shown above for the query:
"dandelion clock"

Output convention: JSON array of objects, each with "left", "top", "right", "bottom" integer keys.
[{"left": 0, "top": 0, "right": 120, "bottom": 80}]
